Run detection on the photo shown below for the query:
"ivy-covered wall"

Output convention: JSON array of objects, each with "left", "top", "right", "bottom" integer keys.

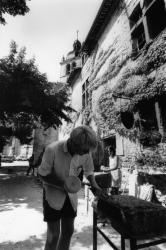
[
  {"left": 82, "top": 1, "right": 133, "bottom": 138},
  {"left": 97, "top": 28, "right": 166, "bottom": 144},
  {"left": 60, "top": 0, "right": 166, "bottom": 176},
  {"left": 80, "top": 0, "right": 166, "bottom": 172}
]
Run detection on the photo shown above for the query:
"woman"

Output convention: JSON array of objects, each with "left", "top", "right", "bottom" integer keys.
[
  {"left": 38, "top": 125, "right": 104, "bottom": 250},
  {"left": 108, "top": 146, "right": 121, "bottom": 195}
]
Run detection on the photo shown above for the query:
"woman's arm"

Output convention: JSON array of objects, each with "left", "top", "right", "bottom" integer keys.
[
  {"left": 38, "top": 173, "right": 64, "bottom": 187},
  {"left": 87, "top": 174, "right": 100, "bottom": 189},
  {"left": 87, "top": 174, "right": 103, "bottom": 196},
  {"left": 87, "top": 174, "right": 109, "bottom": 198}
]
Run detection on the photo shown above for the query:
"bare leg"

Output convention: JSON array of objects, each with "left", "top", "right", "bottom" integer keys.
[
  {"left": 57, "top": 217, "right": 75, "bottom": 250},
  {"left": 44, "top": 220, "right": 60, "bottom": 250},
  {"left": 32, "top": 166, "right": 34, "bottom": 175},
  {"left": 26, "top": 166, "right": 31, "bottom": 176}
]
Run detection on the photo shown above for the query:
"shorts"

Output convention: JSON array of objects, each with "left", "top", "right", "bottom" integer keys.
[{"left": 43, "top": 190, "right": 77, "bottom": 222}]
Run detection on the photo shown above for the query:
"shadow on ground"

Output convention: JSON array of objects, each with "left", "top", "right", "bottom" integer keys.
[
  {"left": 71, "top": 223, "right": 121, "bottom": 250},
  {"left": 0, "top": 171, "right": 42, "bottom": 213},
  {"left": 72, "top": 222, "right": 165, "bottom": 250},
  {"left": 0, "top": 234, "right": 45, "bottom": 250},
  {"left": 0, "top": 170, "right": 164, "bottom": 250}
]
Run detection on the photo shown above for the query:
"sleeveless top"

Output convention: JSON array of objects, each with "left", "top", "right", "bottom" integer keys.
[{"left": 109, "top": 156, "right": 121, "bottom": 188}]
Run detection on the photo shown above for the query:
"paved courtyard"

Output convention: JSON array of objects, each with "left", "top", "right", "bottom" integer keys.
[
  {"left": 0, "top": 165, "right": 165, "bottom": 250},
  {"left": 0, "top": 166, "right": 106, "bottom": 250}
]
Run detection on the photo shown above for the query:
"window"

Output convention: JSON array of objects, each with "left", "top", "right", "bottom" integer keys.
[
  {"left": 143, "top": 0, "right": 153, "bottom": 8},
  {"left": 82, "top": 52, "right": 88, "bottom": 66},
  {"left": 129, "top": 3, "right": 142, "bottom": 29},
  {"left": 130, "top": 4, "right": 145, "bottom": 53},
  {"left": 66, "top": 64, "right": 70, "bottom": 75},
  {"left": 102, "top": 136, "right": 116, "bottom": 166},
  {"left": 72, "top": 61, "right": 76, "bottom": 69},
  {"left": 131, "top": 23, "right": 146, "bottom": 51},
  {"left": 82, "top": 79, "right": 92, "bottom": 109},
  {"left": 139, "top": 101, "right": 158, "bottom": 130},
  {"left": 130, "top": 0, "right": 166, "bottom": 53},
  {"left": 146, "top": 0, "right": 166, "bottom": 39},
  {"left": 75, "top": 51, "right": 79, "bottom": 57}
]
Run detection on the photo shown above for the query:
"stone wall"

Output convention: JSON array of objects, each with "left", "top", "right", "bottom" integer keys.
[
  {"left": 85, "top": 0, "right": 166, "bottom": 189},
  {"left": 64, "top": 0, "right": 166, "bottom": 187},
  {"left": 87, "top": 0, "right": 141, "bottom": 159}
]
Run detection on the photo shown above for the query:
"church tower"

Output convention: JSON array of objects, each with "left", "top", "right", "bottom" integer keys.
[{"left": 60, "top": 32, "right": 82, "bottom": 84}]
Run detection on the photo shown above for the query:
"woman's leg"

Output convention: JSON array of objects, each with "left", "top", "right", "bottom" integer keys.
[
  {"left": 44, "top": 220, "right": 60, "bottom": 250},
  {"left": 57, "top": 217, "right": 75, "bottom": 250},
  {"left": 26, "top": 165, "right": 31, "bottom": 175}
]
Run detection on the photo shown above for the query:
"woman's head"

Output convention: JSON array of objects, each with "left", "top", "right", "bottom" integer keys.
[
  {"left": 108, "top": 146, "right": 116, "bottom": 157},
  {"left": 69, "top": 125, "right": 97, "bottom": 155}
]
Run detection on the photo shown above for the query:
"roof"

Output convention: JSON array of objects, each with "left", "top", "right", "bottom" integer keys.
[{"left": 82, "top": 0, "right": 120, "bottom": 54}]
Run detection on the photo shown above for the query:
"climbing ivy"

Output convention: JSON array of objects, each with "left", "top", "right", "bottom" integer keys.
[
  {"left": 96, "top": 88, "right": 139, "bottom": 141},
  {"left": 83, "top": 27, "right": 166, "bottom": 143},
  {"left": 90, "top": 54, "right": 129, "bottom": 91},
  {"left": 113, "top": 28, "right": 166, "bottom": 110}
]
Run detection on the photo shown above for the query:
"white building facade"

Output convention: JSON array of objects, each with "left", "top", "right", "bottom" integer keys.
[{"left": 60, "top": 0, "right": 166, "bottom": 179}]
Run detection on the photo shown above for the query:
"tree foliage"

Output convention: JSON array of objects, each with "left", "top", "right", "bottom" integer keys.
[
  {"left": 0, "top": 41, "right": 72, "bottom": 150},
  {"left": 0, "top": 0, "right": 30, "bottom": 24}
]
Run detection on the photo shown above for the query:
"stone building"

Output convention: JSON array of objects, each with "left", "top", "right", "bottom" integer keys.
[{"left": 60, "top": 0, "right": 166, "bottom": 178}]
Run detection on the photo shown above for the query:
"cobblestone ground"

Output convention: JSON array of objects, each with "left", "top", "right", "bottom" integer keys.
[{"left": 0, "top": 167, "right": 165, "bottom": 250}]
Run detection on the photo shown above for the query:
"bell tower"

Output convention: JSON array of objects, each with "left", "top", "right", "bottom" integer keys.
[{"left": 60, "top": 31, "right": 82, "bottom": 84}]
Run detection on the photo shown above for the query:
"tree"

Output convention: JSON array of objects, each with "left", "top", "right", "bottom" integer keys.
[
  {"left": 0, "top": 0, "right": 30, "bottom": 25},
  {"left": 0, "top": 41, "right": 72, "bottom": 153}
]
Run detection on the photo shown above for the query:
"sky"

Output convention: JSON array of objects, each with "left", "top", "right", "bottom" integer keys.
[{"left": 0, "top": 0, "right": 102, "bottom": 82}]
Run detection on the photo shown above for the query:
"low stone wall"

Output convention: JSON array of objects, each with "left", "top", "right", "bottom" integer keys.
[
  {"left": 138, "top": 172, "right": 166, "bottom": 195},
  {"left": 125, "top": 170, "right": 166, "bottom": 206}
]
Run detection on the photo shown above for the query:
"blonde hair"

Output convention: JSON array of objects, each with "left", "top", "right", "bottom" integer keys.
[{"left": 70, "top": 125, "right": 97, "bottom": 151}]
